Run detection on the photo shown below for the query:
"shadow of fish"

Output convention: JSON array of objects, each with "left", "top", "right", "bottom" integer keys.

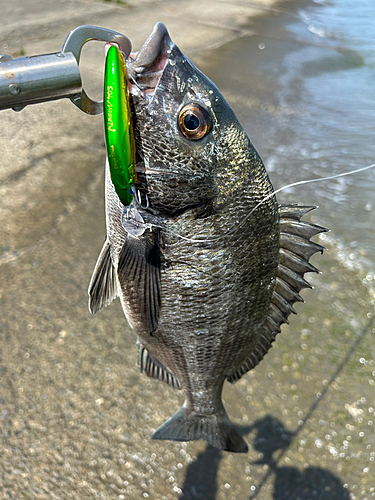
[{"left": 88, "top": 23, "right": 326, "bottom": 453}]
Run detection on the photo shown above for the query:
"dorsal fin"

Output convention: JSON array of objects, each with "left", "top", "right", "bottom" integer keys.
[
  {"left": 228, "top": 205, "right": 327, "bottom": 384},
  {"left": 138, "top": 344, "right": 181, "bottom": 390}
]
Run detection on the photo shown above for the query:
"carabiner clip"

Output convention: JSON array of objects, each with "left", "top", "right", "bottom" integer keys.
[{"left": 62, "top": 25, "right": 132, "bottom": 115}]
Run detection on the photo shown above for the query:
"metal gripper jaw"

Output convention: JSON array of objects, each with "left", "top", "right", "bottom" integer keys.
[{"left": 0, "top": 25, "right": 132, "bottom": 115}]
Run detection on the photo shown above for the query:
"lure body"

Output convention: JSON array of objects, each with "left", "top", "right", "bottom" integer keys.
[{"left": 104, "top": 44, "right": 136, "bottom": 207}]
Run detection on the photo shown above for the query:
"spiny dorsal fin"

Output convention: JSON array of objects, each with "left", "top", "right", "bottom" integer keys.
[
  {"left": 88, "top": 239, "right": 118, "bottom": 315},
  {"left": 228, "top": 205, "right": 327, "bottom": 384},
  {"left": 138, "top": 344, "right": 181, "bottom": 390},
  {"left": 280, "top": 233, "right": 324, "bottom": 260},
  {"left": 279, "top": 219, "right": 326, "bottom": 240},
  {"left": 118, "top": 231, "right": 161, "bottom": 335},
  {"left": 279, "top": 248, "right": 320, "bottom": 274},
  {"left": 278, "top": 204, "right": 315, "bottom": 220}
]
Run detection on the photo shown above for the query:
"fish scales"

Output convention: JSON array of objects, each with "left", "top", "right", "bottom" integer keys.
[{"left": 89, "top": 23, "right": 326, "bottom": 453}]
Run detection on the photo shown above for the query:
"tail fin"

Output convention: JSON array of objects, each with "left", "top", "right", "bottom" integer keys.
[{"left": 152, "top": 405, "right": 248, "bottom": 453}]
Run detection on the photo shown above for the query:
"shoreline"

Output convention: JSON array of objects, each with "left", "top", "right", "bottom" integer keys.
[
  {"left": 0, "top": 0, "right": 285, "bottom": 259},
  {"left": 1, "top": 0, "right": 284, "bottom": 56}
]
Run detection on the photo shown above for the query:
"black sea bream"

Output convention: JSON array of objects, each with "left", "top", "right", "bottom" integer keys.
[{"left": 89, "top": 23, "right": 326, "bottom": 453}]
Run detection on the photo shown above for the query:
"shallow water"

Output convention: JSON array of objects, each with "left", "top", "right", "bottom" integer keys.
[
  {"left": 1, "top": 0, "right": 374, "bottom": 499},
  {"left": 205, "top": 0, "right": 375, "bottom": 271}
]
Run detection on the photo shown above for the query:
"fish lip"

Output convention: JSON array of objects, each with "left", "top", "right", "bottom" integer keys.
[{"left": 126, "top": 22, "right": 173, "bottom": 99}]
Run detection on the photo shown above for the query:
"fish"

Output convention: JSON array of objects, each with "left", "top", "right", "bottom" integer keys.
[{"left": 88, "top": 22, "right": 327, "bottom": 453}]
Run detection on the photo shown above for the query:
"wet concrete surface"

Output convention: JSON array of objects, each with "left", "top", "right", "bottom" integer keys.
[{"left": 1, "top": 0, "right": 375, "bottom": 499}]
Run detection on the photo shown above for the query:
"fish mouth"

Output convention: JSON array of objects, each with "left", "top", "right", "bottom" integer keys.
[{"left": 126, "top": 22, "right": 173, "bottom": 99}]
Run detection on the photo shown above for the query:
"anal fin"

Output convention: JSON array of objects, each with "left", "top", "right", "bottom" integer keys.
[{"left": 138, "top": 344, "right": 181, "bottom": 390}]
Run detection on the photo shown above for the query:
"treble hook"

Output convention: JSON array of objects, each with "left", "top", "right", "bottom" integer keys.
[{"left": 132, "top": 186, "right": 149, "bottom": 210}]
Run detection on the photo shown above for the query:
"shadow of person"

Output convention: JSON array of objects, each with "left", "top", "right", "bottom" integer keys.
[
  {"left": 250, "top": 415, "right": 350, "bottom": 500},
  {"left": 251, "top": 415, "right": 293, "bottom": 469},
  {"left": 179, "top": 425, "right": 252, "bottom": 500},
  {"left": 272, "top": 465, "right": 351, "bottom": 500},
  {"left": 178, "top": 444, "right": 221, "bottom": 500},
  {"left": 178, "top": 417, "right": 350, "bottom": 500},
  {"left": 178, "top": 319, "right": 371, "bottom": 500}
]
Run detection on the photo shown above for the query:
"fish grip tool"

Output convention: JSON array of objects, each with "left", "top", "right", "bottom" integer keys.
[
  {"left": 0, "top": 25, "right": 148, "bottom": 236},
  {"left": 0, "top": 25, "right": 131, "bottom": 114}
]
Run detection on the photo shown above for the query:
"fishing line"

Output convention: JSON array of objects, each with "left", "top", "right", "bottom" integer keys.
[{"left": 149, "top": 162, "right": 375, "bottom": 244}]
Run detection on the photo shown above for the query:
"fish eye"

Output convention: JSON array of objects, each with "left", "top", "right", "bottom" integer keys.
[{"left": 178, "top": 104, "right": 210, "bottom": 140}]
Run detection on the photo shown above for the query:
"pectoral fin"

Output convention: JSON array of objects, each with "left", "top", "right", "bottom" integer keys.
[
  {"left": 88, "top": 239, "right": 118, "bottom": 315},
  {"left": 117, "top": 231, "right": 161, "bottom": 334}
]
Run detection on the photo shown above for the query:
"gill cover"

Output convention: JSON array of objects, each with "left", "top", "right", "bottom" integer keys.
[{"left": 104, "top": 44, "right": 136, "bottom": 207}]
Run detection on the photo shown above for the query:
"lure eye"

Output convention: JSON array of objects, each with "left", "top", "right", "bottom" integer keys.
[{"left": 178, "top": 104, "right": 210, "bottom": 140}]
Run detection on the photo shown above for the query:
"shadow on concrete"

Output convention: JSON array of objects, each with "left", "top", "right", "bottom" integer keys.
[
  {"left": 249, "top": 415, "right": 350, "bottom": 500},
  {"left": 179, "top": 319, "right": 373, "bottom": 499},
  {"left": 178, "top": 425, "right": 252, "bottom": 500},
  {"left": 178, "top": 443, "right": 222, "bottom": 500},
  {"left": 178, "top": 418, "right": 349, "bottom": 500}
]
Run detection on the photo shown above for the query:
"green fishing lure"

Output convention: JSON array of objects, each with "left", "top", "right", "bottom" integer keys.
[{"left": 104, "top": 44, "right": 136, "bottom": 207}]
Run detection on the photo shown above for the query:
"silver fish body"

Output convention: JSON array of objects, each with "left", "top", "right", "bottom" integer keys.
[{"left": 89, "top": 23, "right": 326, "bottom": 453}]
